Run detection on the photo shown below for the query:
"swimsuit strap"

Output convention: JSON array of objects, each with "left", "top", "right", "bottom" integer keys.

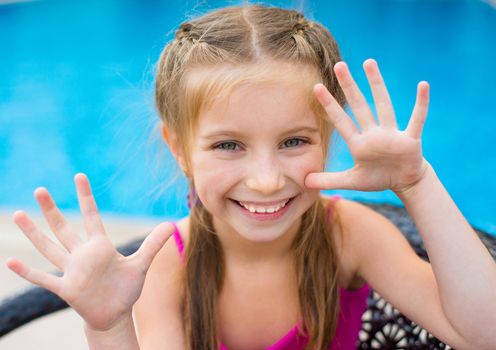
[{"left": 171, "top": 221, "right": 185, "bottom": 263}]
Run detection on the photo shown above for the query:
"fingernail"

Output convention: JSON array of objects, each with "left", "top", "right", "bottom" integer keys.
[{"left": 34, "top": 187, "right": 46, "bottom": 196}]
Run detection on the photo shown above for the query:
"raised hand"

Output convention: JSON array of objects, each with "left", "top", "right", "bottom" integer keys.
[
  {"left": 305, "top": 59, "right": 431, "bottom": 195},
  {"left": 6, "top": 174, "right": 173, "bottom": 332}
]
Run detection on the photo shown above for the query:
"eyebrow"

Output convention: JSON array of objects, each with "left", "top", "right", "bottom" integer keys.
[{"left": 200, "top": 126, "right": 320, "bottom": 140}]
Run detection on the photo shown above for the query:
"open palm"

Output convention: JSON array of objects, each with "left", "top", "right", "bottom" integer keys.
[
  {"left": 306, "top": 59, "right": 430, "bottom": 195},
  {"left": 6, "top": 174, "right": 173, "bottom": 332}
]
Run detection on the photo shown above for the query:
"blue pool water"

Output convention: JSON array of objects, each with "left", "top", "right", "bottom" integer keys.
[{"left": 0, "top": 0, "right": 495, "bottom": 235}]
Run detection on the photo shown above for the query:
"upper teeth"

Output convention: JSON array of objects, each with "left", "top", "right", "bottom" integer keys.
[{"left": 238, "top": 199, "right": 290, "bottom": 213}]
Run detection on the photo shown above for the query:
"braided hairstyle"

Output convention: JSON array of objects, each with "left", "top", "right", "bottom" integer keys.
[{"left": 155, "top": 5, "right": 346, "bottom": 350}]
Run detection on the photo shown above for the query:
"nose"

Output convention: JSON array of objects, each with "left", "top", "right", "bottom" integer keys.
[{"left": 245, "top": 154, "right": 286, "bottom": 195}]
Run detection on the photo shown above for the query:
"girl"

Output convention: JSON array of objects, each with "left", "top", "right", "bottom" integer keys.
[{"left": 6, "top": 4, "right": 496, "bottom": 350}]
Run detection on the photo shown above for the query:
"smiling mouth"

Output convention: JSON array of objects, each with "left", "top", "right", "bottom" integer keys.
[{"left": 230, "top": 197, "right": 295, "bottom": 214}]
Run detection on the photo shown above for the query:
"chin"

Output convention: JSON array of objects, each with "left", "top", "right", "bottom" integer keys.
[{"left": 236, "top": 225, "right": 293, "bottom": 243}]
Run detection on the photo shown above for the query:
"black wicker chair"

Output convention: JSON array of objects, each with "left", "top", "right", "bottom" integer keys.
[{"left": 1, "top": 202, "right": 495, "bottom": 349}]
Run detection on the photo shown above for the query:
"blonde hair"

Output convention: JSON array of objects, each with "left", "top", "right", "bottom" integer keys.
[{"left": 155, "top": 4, "right": 346, "bottom": 349}]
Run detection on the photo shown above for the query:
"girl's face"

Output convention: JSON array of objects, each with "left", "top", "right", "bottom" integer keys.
[{"left": 189, "top": 80, "right": 326, "bottom": 243}]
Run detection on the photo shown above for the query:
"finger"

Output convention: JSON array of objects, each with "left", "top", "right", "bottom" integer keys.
[
  {"left": 304, "top": 171, "right": 356, "bottom": 191},
  {"left": 313, "top": 84, "right": 359, "bottom": 142},
  {"left": 74, "top": 173, "right": 105, "bottom": 238},
  {"left": 13, "top": 211, "right": 68, "bottom": 270},
  {"left": 363, "top": 59, "right": 398, "bottom": 129},
  {"left": 129, "top": 222, "right": 175, "bottom": 273},
  {"left": 34, "top": 187, "right": 83, "bottom": 252},
  {"left": 405, "top": 81, "right": 430, "bottom": 139},
  {"left": 334, "top": 61, "right": 377, "bottom": 131},
  {"left": 6, "top": 257, "right": 61, "bottom": 295}
]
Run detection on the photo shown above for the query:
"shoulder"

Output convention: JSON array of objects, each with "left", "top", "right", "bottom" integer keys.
[
  {"left": 133, "top": 217, "right": 189, "bottom": 349},
  {"left": 331, "top": 198, "right": 472, "bottom": 349},
  {"left": 331, "top": 197, "right": 423, "bottom": 285},
  {"left": 331, "top": 197, "right": 421, "bottom": 289}
]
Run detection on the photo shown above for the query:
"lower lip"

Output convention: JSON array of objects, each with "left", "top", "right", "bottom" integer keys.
[{"left": 231, "top": 197, "right": 295, "bottom": 222}]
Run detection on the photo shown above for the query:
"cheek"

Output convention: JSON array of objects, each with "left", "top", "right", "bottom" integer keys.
[
  {"left": 287, "top": 149, "right": 325, "bottom": 184},
  {"left": 191, "top": 156, "right": 243, "bottom": 202},
  {"left": 190, "top": 148, "right": 325, "bottom": 201}
]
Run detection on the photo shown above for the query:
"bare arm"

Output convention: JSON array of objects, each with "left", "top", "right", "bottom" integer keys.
[
  {"left": 396, "top": 162, "right": 496, "bottom": 347},
  {"left": 133, "top": 218, "right": 187, "bottom": 349},
  {"left": 306, "top": 58, "right": 496, "bottom": 348}
]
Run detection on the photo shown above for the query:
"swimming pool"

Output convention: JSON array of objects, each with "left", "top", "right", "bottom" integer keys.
[{"left": 0, "top": 0, "right": 495, "bottom": 235}]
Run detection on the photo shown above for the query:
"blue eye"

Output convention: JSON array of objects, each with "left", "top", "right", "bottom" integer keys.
[
  {"left": 214, "top": 142, "right": 239, "bottom": 151},
  {"left": 213, "top": 138, "right": 308, "bottom": 151},
  {"left": 282, "top": 138, "right": 307, "bottom": 148}
]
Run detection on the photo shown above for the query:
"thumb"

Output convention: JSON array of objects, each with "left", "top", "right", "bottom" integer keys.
[
  {"left": 131, "top": 222, "right": 175, "bottom": 272},
  {"left": 305, "top": 170, "right": 355, "bottom": 190}
]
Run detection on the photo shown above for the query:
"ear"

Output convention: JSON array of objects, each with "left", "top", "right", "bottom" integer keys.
[
  {"left": 161, "top": 125, "right": 189, "bottom": 174},
  {"left": 161, "top": 125, "right": 171, "bottom": 145}
]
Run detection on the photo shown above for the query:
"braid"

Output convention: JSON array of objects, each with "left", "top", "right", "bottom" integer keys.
[
  {"left": 175, "top": 22, "right": 200, "bottom": 44},
  {"left": 291, "top": 10, "right": 310, "bottom": 35}
]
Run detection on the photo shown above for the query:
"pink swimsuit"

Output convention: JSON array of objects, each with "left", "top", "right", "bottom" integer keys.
[{"left": 172, "top": 196, "right": 370, "bottom": 350}]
